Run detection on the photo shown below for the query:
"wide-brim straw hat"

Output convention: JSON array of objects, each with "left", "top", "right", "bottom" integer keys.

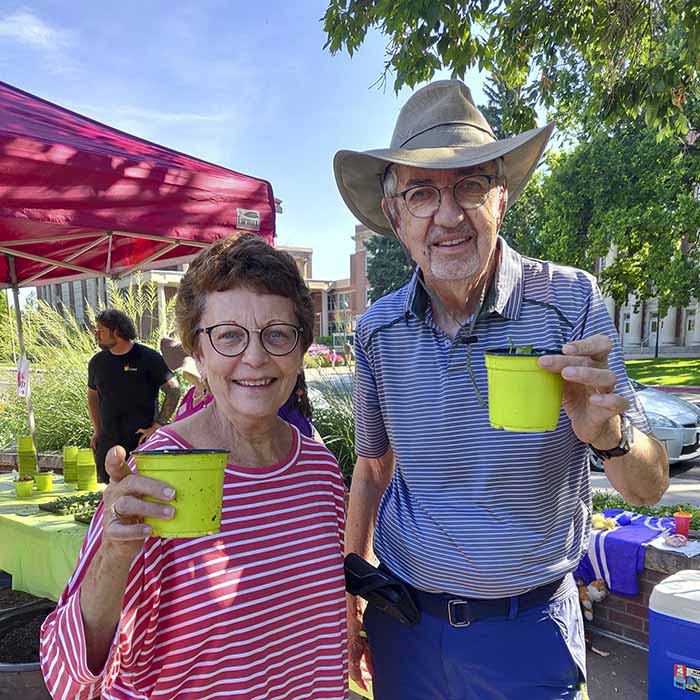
[
  {"left": 160, "top": 337, "right": 200, "bottom": 379},
  {"left": 334, "top": 79, "right": 554, "bottom": 236}
]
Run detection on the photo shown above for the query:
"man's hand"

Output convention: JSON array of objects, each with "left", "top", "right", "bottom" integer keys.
[
  {"left": 347, "top": 595, "right": 373, "bottom": 691},
  {"left": 90, "top": 431, "right": 99, "bottom": 450},
  {"left": 136, "top": 422, "right": 161, "bottom": 446},
  {"left": 538, "top": 335, "right": 629, "bottom": 448}
]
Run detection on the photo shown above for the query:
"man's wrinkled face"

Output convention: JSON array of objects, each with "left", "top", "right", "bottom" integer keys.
[
  {"left": 95, "top": 322, "right": 118, "bottom": 350},
  {"left": 385, "top": 164, "right": 506, "bottom": 284}
]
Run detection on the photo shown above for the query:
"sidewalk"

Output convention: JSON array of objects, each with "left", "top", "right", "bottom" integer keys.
[
  {"left": 586, "top": 632, "right": 648, "bottom": 700},
  {"left": 591, "top": 472, "right": 700, "bottom": 507}
]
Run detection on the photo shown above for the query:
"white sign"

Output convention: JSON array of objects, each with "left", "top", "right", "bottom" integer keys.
[
  {"left": 236, "top": 208, "right": 261, "bottom": 231},
  {"left": 16, "top": 356, "right": 30, "bottom": 398}
]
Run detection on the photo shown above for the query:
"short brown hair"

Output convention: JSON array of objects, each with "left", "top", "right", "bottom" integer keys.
[{"left": 176, "top": 234, "right": 314, "bottom": 357}]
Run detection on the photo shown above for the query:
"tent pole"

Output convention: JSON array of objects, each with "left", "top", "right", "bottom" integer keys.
[
  {"left": 6, "top": 289, "right": 16, "bottom": 363},
  {"left": 7, "top": 255, "right": 37, "bottom": 451},
  {"left": 157, "top": 283, "right": 167, "bottom": 339}
]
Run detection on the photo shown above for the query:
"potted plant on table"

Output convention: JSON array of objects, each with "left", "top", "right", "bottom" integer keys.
[{"left": 12, "top": 476, "right": 34, "bottom": 498}]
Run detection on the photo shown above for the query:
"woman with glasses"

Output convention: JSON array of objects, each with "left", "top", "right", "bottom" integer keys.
[
  {"left": 41, "top": 235, "right": 348, "bottom": 700},
  {"left": 159, "top": 334, "right": 315, "bottom": 438}
]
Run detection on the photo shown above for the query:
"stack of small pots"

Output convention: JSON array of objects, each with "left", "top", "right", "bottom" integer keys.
[
  {"left": 76, "top": 448, "right": 98, "bottom": 491},
  {"left": 62, "top": 446, "right": 79, "bottom": 485},
  {"left": 16, "top": 436, "right": 37, "bottom": 480}
]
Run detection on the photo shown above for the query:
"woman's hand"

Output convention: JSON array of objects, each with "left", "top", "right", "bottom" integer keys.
[{"left": 102, "top": 446, "right": 176, "bottom": 557}]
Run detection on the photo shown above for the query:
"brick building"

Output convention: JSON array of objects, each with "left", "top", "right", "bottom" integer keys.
[{"left": 35, "top": 231, "right": 375, "bottom": 346}]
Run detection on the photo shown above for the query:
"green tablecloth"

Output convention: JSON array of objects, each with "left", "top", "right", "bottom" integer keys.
[{"left": 0, "top": 473, "right": 102, "bottom": 601}]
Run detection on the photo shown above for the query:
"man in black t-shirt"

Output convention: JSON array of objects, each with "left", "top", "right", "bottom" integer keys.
[{"left": 87, "top": 310, "right": 181, "bottom": 482}]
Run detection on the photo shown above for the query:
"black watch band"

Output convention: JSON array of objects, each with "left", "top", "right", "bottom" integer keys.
[{"left": 589, "top": 415, "right": 634, "bottom": 461}]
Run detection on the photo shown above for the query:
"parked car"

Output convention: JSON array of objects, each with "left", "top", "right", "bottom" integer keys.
[{"left": 590, "top": 380, "right": 700, "bottom": 471}]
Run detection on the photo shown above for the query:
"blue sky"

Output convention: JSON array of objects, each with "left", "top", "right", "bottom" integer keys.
[{"left": 0, "top": 1, "right": 486, "bottom": 282}]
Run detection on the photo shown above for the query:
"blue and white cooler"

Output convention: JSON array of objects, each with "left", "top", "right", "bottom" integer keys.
[{"left": 649, "top": 570, "right": 700, "bottom": 697}]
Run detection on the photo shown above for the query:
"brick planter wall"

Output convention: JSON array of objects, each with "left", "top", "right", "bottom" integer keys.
[
  {"left": 590, "top": 546, "right": 700, "bottom": 649},
  {"left": 0, "top": 453, "right": 62, "bottom": 474}
]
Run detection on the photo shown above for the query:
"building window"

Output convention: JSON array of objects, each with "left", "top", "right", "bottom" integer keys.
[
  {"left": 650, "top": 314, "right": 658, "bottom": 334},
  {"left": 688, "top": 310, "right": 696, "bottom": 333},
  {"left": 623, "top": 313, "right": 630, "bottom": 335}
]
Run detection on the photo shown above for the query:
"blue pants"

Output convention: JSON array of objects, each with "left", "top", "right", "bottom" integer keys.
[{"left": 364, "top": 574, "right": 586, "bottom": 700}]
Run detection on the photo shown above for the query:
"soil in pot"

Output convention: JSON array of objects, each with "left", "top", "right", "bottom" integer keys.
[
  {"left": 0, "top": 610, "right": 52, "bottom": 663},
  {"left": 0, "top": 590, "right": 54, "bottom": 664},
  {"left": 0, "top": 589, "right": 37, "bottom": 608}
]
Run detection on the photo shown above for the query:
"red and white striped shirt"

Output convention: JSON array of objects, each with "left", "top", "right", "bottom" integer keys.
[{"left": 40, "top": 426, "right": 348, "bottom": 700}]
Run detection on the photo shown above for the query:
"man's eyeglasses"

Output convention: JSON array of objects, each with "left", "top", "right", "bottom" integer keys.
[
  {"left": 391, "top": 174, "right": 499, "bottom": 219},
  {"left": 196, "top": 323, "right": 302, "bottom": 358}
]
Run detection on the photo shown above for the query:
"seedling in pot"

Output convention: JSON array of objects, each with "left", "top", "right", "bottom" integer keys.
[{"left": 507, "top": 337, "right": 549, "bottom": 355}]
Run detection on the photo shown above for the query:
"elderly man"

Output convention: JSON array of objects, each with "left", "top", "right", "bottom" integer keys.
[{"left": 334, "top": 80, "right": 668, "bottom": 700}]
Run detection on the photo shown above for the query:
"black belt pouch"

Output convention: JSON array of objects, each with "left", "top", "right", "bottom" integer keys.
[{"left": 344, "top": 553, "right": 420, "bottom": 626}]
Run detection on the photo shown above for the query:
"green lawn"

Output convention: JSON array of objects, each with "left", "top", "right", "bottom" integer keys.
[{"left": 625, "top": 358, "right": 700, "bottom": 386}]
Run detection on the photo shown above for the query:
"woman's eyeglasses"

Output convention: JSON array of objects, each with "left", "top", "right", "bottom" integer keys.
[{"left": 196, "top": 323, "right": 302, "bottom": 357}]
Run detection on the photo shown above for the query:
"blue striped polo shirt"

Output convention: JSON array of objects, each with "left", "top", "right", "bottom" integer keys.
[{"left": 353, "top": 237, "right": 649, "bottom": 598}]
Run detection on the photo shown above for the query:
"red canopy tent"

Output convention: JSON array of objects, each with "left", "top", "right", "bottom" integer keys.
[
  {"left": 0, "top": 79, "right": 276, "bottom": 288},
  {"left": 0, "top": 80, "right": 277, "bottom": 442}
]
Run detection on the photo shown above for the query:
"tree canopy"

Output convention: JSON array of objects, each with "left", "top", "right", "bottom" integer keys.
[
  {"left": 323, "top": 0, "right": 700, "bottom": 138},
  {"left": 365, "top": 234, "right": 413, "bottom": 302},
  {"left": 477, "top": 75, "right": 700, "bottom": 318},
  {"left": 501, "top": 117, "right": 700, "bottom": 317}
]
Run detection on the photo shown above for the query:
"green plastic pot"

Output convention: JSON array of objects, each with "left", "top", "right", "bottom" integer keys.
[
  {"left": 63, "top": 446, "right": 79, "bottom": 483},
  {"left": 33, "top": 471, "right": 53, "bottom": 492},
  {"left": 484, "top": 348, "right": 564, "bottom": 432},
  {"left": 13, "top": 479, "right": 34, "bottom": 498},
  {"left": 17, "top": 436, "right": 35, "bottom": 453},
  {"left": 132, "top": 448, "right": 229, "bottom": 538},
  {"left": 76, "top": 449, "right": 98, "bottom": 491},
  {"left": 18, "top": 457, "right": 37, "bottom": 480}
]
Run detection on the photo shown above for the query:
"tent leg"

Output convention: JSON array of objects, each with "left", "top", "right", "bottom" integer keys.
[
  {"left": 11, "top": 286, "right": 37, "bottom": 450},
  {"left": 6, "top": 289, "right": 16, "bottom": 363},
  {"left": 7, "top": 255, "right": 37, "bottom": 451},
  {"left": 157, "top": 283, "right": 166, "bottom": 339}
]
